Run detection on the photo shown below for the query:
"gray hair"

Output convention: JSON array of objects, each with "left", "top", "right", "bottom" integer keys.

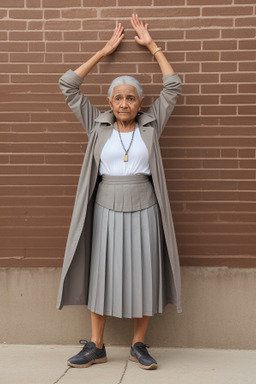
[{"left": 107, "top": 76, "right": 144, "bottom": 101}]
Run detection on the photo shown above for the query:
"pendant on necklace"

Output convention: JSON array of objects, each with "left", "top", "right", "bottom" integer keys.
[{"left": 124, "top": 154, "right": 128, "bottom": 162}]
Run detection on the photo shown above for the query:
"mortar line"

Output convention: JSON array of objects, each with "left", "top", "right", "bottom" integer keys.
[
  {"left": 117, "top": 359, "right": 129, "bottom": 384},
  {"left": 53, "top": 367, "right": 71, "bottom": 384}
]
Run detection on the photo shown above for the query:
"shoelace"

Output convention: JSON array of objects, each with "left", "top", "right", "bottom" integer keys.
[
  {"left": 77, "top": 339, "right": 91, "bottom": 354},
  {"left": 136, "top": 343, "right": 151, "bottom": 355}
]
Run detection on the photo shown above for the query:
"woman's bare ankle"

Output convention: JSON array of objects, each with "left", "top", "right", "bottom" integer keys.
[{"left": 91, "top": 338, "right": 104, "bottom": 349}]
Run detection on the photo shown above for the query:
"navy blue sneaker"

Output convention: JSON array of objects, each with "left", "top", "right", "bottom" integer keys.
[
  {"left": 129, "top": 342, "right": 157, "bottom": 370},
  {"left": 67, "top": 340, "right": 107, "bottom": 368}
]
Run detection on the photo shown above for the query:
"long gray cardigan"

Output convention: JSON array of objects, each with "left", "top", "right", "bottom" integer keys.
[{"left": 57, "top": 70, "right": 182, "bottom": 313}]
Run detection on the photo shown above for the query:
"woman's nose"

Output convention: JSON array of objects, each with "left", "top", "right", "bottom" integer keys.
[{"left": 120, "top": 99, "right": 128, "bottom": 108}]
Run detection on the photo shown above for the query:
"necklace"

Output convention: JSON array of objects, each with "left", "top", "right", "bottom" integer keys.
[{"left": 115, "top": 123, "right": 136, "bottom": 162}]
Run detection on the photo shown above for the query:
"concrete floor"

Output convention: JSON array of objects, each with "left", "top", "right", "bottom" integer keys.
[{"left": 1, "top": 344, "right": 256, "bottom": 384}]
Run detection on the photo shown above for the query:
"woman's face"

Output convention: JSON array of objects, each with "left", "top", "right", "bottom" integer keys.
[{"left": 107, "top": 84, "right": 144, "bottom": 124}]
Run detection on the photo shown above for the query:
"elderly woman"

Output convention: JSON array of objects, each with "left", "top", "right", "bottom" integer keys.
[{"left": 57, "top": 14, "right": 182, "bottom": 370}]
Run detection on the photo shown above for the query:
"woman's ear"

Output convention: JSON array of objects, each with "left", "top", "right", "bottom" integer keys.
[
  {"left": 107, "top": 97, "right": 113, "bottom": 109},
  {"left": 139, "top": 97, "right": 145, "bottom": 110}
]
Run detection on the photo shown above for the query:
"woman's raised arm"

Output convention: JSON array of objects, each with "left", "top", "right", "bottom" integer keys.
[
  {"left": 131, "top": 14, "right": 175, "bottom": 76},
  {"left": 74, "top": 23, "right": 124, "bottom": 79}
]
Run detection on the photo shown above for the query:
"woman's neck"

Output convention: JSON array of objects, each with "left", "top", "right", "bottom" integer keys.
[{"left": 115, "top": 120, "right": 136, "bottom": 132}]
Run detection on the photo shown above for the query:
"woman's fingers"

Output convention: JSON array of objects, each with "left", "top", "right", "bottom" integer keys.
[
  {"left": 131, "top": 14, "right": 152, "bottom": 46},
  {"left": 102, "top": 23, "right": 124, "bottom": 56},
  {"left": 112, "top": 23, "right": 124, "bottom": 41}
]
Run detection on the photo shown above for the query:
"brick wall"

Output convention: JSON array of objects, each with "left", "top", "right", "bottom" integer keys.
[{"left": 1, "top": 0, "right": 256, "bottom": 268}]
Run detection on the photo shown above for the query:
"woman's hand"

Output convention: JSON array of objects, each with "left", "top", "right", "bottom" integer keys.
[
  {"left": 130, "top": 13, "right": 175, "bottom": 75},
  {"left": 101, "top": 23, "right": 124, "bottom": 57},
  {"left": 131, "top": 14, "right": 153, "bottom": 48},
  {"left": 74, "top": 23, "right": 124, "bottom": 78}
]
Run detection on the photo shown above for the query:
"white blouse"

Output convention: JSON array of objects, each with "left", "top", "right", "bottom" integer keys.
[{"left": 99, "top": 125, "right": 151, "bottom": 176}]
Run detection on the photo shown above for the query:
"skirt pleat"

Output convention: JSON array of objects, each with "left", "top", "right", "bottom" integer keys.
[{"left": 88, "top": 203, "right": 165, "bottom": 318}]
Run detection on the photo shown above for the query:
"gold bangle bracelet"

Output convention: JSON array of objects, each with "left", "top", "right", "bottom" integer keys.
[{"left": 153, "top": 47, "right": 162, "bottom": 56}]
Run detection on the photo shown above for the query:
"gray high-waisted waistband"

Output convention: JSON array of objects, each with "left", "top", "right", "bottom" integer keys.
[{"left": 95, "top": 174, "right": 157, "bottom": 212}]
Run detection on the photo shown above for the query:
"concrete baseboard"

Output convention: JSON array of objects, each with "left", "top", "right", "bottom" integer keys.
[{"left": 1, "top": 267, "right": 256, "bottom": 349}]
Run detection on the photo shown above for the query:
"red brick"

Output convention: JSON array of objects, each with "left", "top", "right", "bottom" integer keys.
[
  {"left": 235, "top": 0, "right": 256, "bottom": 2},
  {"left": 42, "top": 0, "right": 81, "bottom": 7},
  {"left": 0, "top": 10, "right": 7, "bottom": 18},
  {"left": 188, "top": 0, "right": 231, "bottom": 3},
  {"left": 0, "top": 42, "right": 28, "bottom": 51},
  {"left": 236, "top": 17, "right": 256, "bottom": 27},
  {"left": 185, "top": 29, "right": 220, "bottom": 39},
  {"left": 99, "top": 63, "right": 137, "bottom": 74},
  {"left": 173, "top": 63, "right": 200, "bottom": 73},
  {"left": 118, "top": 0, "right": 152, "bottom": 5},
  {"left": 221, "top": 95, "right": 256, "bottom": 104},
  {"left": 45, "top": 32, "right": 62, "bottom": 41},
  {"left": 10, "top": 155, "right": 45, "bottom": 164},
  {"left": 46, "top": 42, "right": 80, "bottom": 52},
  {"left": 202, "top": 6, "right": 253, "bottom": 16},
  {"left": 45, "top": 20, "right": 81, "bottom": 30},
  {"left": 0, "top": 155, "right": 9, "bottom": 164},
  {"left": 0, "top": 113, "right": 30, "bottom": 122},
  {"left": 26, "top": 0, "right": 41, "bottom": 6},
  {"left": 201, "top": 106, "right": 236, "bottom": 115},
  {"left": 221, "top": 28, "right": 255, "bottom": 38},
  {"left": 62, "top": 8, "right": 97, "bottom": 18},
  {"left": 202, "top": 62, "right": 237, "bottom": 72},
  {"left": 100, "top": 8, "right": 141, "bottom": 18},
  {"left": 0, "top": 20, "right": 26, "bottom": 30},
  {"left": 238, "top": 106, "right": 256, "bottom": 115},
  {"left": 9, "top": 10, "right": 43, "bottom": 19},
  {"left": 167, "top": 41, "right": 201, "bottom": 51},
  {"left": 153, "top": 0, "right": 185, "bottom": 4},
  {"left": 239, "top": 62, "right": 256, "bottom": 71},
  {"left": 172, "top": 106, "right": 200, "bottom": 115},
  {"left": 239, "top": 84, "right": 256, "bottom": 93},
  {"left": 85, "top": 0, "right": 116, "bottom": 5},
  {"left": 29, "top": 63, "right": 81, "bottom": 73},
  {"left": 45, "top": 154, "right": 83, "bottom": 164},
  {"left": 186, "top": 95, "right": 219, "bottom": 105},
  {"left": 221, "top": 51, "right": 256, "bottom": 61},
  {"left": 136, "top": 8, "right": 201, "bottom": 18},
  {"left": 0, "top": 64, "right": 28, "bottom": 73},
  {"left": 239, "top": 40, "right": 256, "bottom": 50},
  {"left": 186, "top": 52, "right": 219, "bottom": 62},
  {"left": 1, "top": 0, "right": 24, "bottom": 6},
  {"left": 220, "top": 116, "right": 256, "bottom": 126},
  {"left": 181, "top": 84, "right": 200, "bottom": 94},
  {"left": 45, "top": 53, "right": 63, "bottom": 62},
  {"left": 29, "top": 42, "right": 46, "bottom": 52},
  {"left": 10, "top": 53, "right": 44, "bottom": 63},
  {"left": 0, "top": 54, "right": 8, "bottom": 62},
  {"left": 64, "top": 31, "right": 98, "bottom": 41},
  {"left": 44, "top": 10, "right": 60, "bottom": 19},
  {"left": 9, "top": 32, "right": 43, "bottom": 41},
  {"left": 198, "top": 18, "right": 233, "bottom": 27},
  {"left": 0, "top": 32, "right": 7, "bottom": 40},
  {"left": 27, "top": 21, "right": 44, "bottom": 30},
  {"left": 82, "top": 20, "right": 116, "bottom": 30},
  {"left": 221, "top": 73, "right": 256, "bottom": 82},
  {"left": 203, "top": 40, "right": 237, "bottom": 50},
  {"left": 185, "top": 74, "right": 219, "bottom": 83}
]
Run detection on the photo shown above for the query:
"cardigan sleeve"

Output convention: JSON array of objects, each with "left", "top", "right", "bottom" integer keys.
[
  {"left": 59, "top": 70, "right": 100, "bottom": 136},
  {"left": 146, "top": 73, "right": 182, "bottom": 138}
]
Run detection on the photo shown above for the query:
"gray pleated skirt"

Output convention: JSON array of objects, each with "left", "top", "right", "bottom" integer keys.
[{"left": 88, "top": 174, "right": 165, "bottom": 319}]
